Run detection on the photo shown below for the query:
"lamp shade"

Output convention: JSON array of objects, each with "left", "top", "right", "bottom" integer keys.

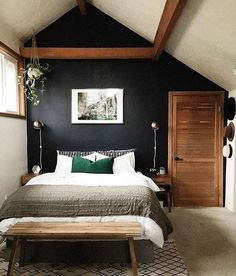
[
  {"left": 33, "top": 120, "right": 44, "bottom": 130},
  {"left": 151, "top": 121, "right": 160, "bottom": 130}
]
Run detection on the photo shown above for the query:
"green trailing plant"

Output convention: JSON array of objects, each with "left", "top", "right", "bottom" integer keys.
[
  {"left": 19, "top": 32, "right": 52, "bottom": 106},
  {"left": 23, "top": 62, "right": 51, "bottom": 106}
]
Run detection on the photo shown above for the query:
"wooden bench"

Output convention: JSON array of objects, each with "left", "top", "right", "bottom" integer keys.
[{"left": 4, "top": 222, "right": 142, "bottom": 276}]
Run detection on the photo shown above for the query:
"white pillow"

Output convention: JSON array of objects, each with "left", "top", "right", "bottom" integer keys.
[
  {"left": 94, "top": 152, "right": 135, "bottom": 174},
  {"left": 95, "top": 152, "right": 110, "bottom": 161},
  {"left": 83, "top": 152, "right": 96, "bottom": 162},
  {"left": 55, "top": 153, "right": 73, "bottom": 173},
  {"left": 55, "top": 152, "right": 96, "bottom": 173},
  {"left": 55, "top": 151, "right": 135, "bottom": 174},
  {"left": 113, "top": 152, "right": 135, "bottom": 174}
]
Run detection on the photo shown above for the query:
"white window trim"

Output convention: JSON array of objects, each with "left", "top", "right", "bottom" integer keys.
[
  {"left": 0, "top": 41, "right": 25, "bottom": 119},
  {"left": 3, "top": 54, "right": 19, "bottom": 114}
]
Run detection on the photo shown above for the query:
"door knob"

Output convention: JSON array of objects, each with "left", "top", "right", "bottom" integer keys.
[{"left": 175, "top": 156, "right": 183, "bottom": 161}]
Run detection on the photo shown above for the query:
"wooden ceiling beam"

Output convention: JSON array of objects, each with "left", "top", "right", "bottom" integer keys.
[
  {"left": 20, "top": 47, "right": 154, "bottom": 59},
  {"left": 76, "top": 0, "right": 87, "bottom": 15},
  {"left": 153, "top": 0, "right": 187, "bottom": 60}
]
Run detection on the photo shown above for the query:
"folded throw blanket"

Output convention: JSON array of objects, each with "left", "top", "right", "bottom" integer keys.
[{"left": 0, "top": 185, "right": 173, "bottom": 239}]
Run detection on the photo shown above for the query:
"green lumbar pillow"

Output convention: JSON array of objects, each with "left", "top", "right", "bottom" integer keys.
[{"left": 72, "top": 156, "right": 114, "bottom": 174}]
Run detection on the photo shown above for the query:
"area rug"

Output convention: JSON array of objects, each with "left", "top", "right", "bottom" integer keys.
[{"left": 0, "top": 240, "right": 189, "bottom": 276}]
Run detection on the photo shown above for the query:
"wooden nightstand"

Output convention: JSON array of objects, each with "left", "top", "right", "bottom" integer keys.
[
  {"left": 148, "top": 174, "right": 173, "bottom": 212},
  {"left": 21, "top": 173, "right": 37, "bottom": 186}
]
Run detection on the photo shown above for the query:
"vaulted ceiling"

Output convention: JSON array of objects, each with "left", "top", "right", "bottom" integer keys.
[{"left": 0, "top": 0, "right": 235, "bottom": 91}]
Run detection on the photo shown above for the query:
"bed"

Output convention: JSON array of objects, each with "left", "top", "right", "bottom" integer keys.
[{"left": 0, "top": 150, "right": 173, "bottom": 251}]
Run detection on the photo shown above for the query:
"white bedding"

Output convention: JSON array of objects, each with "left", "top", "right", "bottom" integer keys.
[
  {"left": 0, "top": 172, "right": 164, "bottom": 247},
  {"left": 27, "top": 172, "right": 160, "bottom": 192}
]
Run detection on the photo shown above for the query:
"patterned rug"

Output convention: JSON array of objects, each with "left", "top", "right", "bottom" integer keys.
[{"left": 0, "top": 240, "right": 188, "bottom": 276}]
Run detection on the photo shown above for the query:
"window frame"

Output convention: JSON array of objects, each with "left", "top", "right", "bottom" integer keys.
[{"left": 0, "top": 41, "right": 25, "bottom": 119}]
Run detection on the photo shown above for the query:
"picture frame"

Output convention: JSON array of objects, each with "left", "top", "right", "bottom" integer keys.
[{"left": 71, "top": 88, "right": 123, "bottom": 124}]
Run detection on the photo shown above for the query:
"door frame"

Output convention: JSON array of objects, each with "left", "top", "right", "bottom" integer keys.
[{"left": 168, "top": 91, "right": 225, "bottom": 206}]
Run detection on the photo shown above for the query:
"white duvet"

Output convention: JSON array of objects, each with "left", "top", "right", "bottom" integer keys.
[
  {"left": 0, "top": 172, "right": 165, "bottom": 247},
  {"left": 27, "top": 172, "right": 160, "bottom": 192}
]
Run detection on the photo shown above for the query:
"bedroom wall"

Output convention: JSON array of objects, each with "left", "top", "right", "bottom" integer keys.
[
  {"left": 0, "top": 21, "right": 28, "bottom": 206},
  {"left": 26, "top": 5, "right": 223, "bottom": 173}
]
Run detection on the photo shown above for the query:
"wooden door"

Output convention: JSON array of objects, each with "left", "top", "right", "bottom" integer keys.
[{"left": 168, "top": 92, "right": 224, "bottom": 206}]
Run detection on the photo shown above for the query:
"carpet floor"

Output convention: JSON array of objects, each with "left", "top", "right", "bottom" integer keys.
[
  {"left": 0, "top": 240, "right": 188, "bottom": 276},
  {"left": 169, "top": 207, "right": 236, "bottom": 276}
]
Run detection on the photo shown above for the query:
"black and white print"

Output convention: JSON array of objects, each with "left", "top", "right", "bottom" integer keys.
[{"left": 71, "top": 89, "right": 123, "bottom": 124}]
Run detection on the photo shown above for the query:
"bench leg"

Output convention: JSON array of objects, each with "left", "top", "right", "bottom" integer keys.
[
  {"left": 7, "top": 237, "right": 19, "bottom": 276},
  {"left": 128, "top": 237, "right": 138, "bottom": 276}
]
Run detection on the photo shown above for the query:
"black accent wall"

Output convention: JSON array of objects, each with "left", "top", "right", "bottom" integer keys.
[
  {"left": 24, "top": 4, "right": 152, "bottom": 48},
  {"left": 26, "top": 5, "right": 224, "bottom": 173}
]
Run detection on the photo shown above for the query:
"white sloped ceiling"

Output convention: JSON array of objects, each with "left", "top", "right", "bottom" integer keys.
[
  {"left": 88, "top": 0, "right": 166, "bottom": 42},
  {"left": 0, "top": 0, "right": 235, "bottom": 91},
  {"left": 0, "top": 0, "right": 76, "bottom": 41},
  {"left": 89, "top": 0, "right": 236, "bottom": 91},
  {"left": 165, "top": 0, "right": 236, "bottom": 92}
]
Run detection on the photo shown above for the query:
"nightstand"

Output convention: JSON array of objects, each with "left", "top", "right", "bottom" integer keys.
[
  {"left": 148, "top": 174, "right": 173, "bottom": 212},
  {"left": 21, "top": 173, "right": 37, "bottom": 186}
]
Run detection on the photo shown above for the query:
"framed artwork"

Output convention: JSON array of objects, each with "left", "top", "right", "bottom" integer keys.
[{"left": 71, "top": 88, "right": 123, "bottom": 124}]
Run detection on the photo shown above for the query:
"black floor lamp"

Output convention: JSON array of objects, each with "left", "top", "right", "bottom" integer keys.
[{"left": 33, "top": 120, "right": 44, "bottom": 173}]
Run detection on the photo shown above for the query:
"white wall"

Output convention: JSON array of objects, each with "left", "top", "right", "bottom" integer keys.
[
  {"left": 0, "top": 21, "right": 27, "bottom": 206},
  {"left": 225, "top": 89, "right": 236, "bottom": 212},
  {"left": 0, "top": 118, "right": 27, "bottom": 204}
]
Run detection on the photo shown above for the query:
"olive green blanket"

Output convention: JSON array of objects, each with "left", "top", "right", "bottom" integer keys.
[{"left": 0, "top": 185, "right": 172, "bottom": 239}]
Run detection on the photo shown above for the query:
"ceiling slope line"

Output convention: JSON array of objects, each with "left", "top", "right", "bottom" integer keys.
[
  {"left": 153, "top": 0, "right": 187, "bottom": 60},
  {"left": 76, "top": 0, "right": 87, "bottom": 15},
  {"left": 20, "top": 47, "right": 154, "bottom": 59}
]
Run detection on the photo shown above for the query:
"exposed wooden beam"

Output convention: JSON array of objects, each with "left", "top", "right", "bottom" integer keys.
[
  {"left": 153, "top": 0, "right": 187, "bottom": 60},
  {"left": 77, "top": 0, "right": 87, "bottom": 15},
  {"left": 20, "top": 47, "right": 154, "bottom": 59}
]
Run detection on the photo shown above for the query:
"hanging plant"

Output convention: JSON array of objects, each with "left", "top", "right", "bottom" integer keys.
[
  {"left": 19, "top": 33, "right": 52, "bottom": 106},
  {"left": 24, "top": 62, "right": 51, "bottom": 105}
]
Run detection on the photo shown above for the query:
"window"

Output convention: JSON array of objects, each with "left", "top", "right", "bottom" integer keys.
[{"left": 0, "top": 42, "right": 25, "bottom": 118}]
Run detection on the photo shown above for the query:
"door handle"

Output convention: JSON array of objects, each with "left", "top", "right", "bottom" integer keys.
[{"left": 175, "top": 156, "right": 183, "bottom": 161}]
